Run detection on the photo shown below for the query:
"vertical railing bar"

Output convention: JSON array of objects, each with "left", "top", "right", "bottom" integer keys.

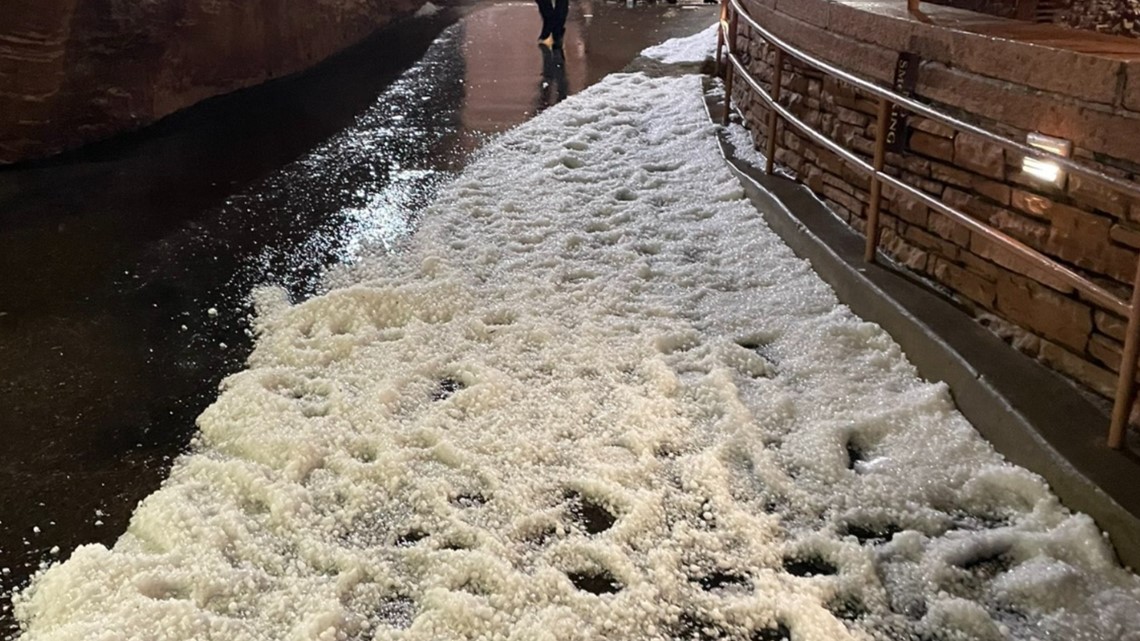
[
  {"left": 1110, "top": 261, "right": 1140, "bottom": 448},
  {"left": 715, "top": 0, "right": 727, "bottom": 78},
  {"left": 864, "top": 97, "right": 892, "bottom": 263},
  {"left": 764, "top": 46, "right": 783, "bottom": 176},
  {"left": 721, "top": 8, "right": 739, "bottom": 127}
]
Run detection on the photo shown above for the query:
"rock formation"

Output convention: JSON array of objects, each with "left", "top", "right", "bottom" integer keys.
[{"left": 0, "top": 0, "right": 427, "bottom": 164}]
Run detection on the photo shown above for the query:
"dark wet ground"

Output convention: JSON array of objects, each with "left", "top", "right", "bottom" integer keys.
[{"left": 0, "top": 0, "right": 714, "bottom": 633}]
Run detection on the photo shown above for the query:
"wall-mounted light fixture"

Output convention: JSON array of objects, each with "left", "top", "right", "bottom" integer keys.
[{"left": 1022, "top": 132, "right": 1072, "bottom": 188}]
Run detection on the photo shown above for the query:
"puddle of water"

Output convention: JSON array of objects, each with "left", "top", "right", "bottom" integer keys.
[{"left": 0, "top": 0, "right": 715, "bottom": 633}]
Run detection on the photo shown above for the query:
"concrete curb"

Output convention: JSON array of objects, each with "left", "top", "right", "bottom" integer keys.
[{"left": 701, "top": 79, "right": 1140, "bottom": 569}]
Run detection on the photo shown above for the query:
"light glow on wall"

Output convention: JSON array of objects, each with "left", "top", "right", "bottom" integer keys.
[{"left": 1022, "top": 132, "right": 1072, "bottom": 188}]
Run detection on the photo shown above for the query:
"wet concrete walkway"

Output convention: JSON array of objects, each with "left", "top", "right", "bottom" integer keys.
[{"left": 0, "top": 2, "right": 715, "bottom": 633}]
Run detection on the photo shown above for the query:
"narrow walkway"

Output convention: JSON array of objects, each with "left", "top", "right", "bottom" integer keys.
[{"left": 11, "top": 33, "right": 1140, "bottom": 641}]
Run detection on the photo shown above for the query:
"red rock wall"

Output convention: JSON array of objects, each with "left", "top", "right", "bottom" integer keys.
[{"left": 0, "top": 0, "right": 426, "bottom": 164}]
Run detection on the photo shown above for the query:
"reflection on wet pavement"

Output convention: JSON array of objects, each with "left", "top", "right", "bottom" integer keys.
[
  {"left": 539, "top": 45, "right": 571, "bottom": 108},
  {"left": 0, "top": 0, "right": 714, "bottom": 633}
]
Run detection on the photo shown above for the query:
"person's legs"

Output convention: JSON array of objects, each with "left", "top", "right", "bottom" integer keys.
[
  {"left": 552, "top": 0, "right": 569, "bottom": 44},
  {"left": 535, "top": 0, "right": 555, "bottom": 40}
]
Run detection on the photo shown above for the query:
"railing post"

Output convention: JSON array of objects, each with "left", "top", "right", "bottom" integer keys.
[
  {"left": 716, "top": 0, "right": 727, "bottom": 78},
  {"left": 864, "top": 97, "right": 892, "bottom": 263},
  {"left": 721, "top": 8, "right": 739, "bottom": 127},
  {"left": 764, "top": 46, "right": 784, "bottom": 176},
  {"left": 1109, "top": 259, "right": 1140, "bottom": 448}
]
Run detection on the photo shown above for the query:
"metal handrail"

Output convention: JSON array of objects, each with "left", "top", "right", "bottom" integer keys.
[
  {"left": 724, "top": 53, "right": 1129, "bottom": 319},
  {"left": 716, "top": 0, "right": 1140, "bottom": 449}
]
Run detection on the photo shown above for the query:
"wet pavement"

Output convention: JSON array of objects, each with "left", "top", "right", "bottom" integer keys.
[{"left": 0, "top": 0, "right": 714, "bottom": 634}]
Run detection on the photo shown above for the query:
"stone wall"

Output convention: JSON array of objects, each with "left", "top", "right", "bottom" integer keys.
[
  {"left": 1059, "top": 0, "right": 1140, "bottom": 38},
  {"left": 730, "top": 0, "right": 1140, "bottom": 416},
  {"left": 0, "top": 0, "right": 427, "bottom": 164}
]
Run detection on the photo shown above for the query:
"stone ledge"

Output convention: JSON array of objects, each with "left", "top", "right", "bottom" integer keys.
[{"left": 745, "top": 0, "right": 1140, "bottom": 106}]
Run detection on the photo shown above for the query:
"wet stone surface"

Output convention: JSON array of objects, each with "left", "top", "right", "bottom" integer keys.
[
  {"left": 750, "top": 624, "right": 792, "bottom": 641},
  {"left": 841, "top": 520, "right": 902, "bottom": 544},
  {"left": 782, "top": 554, "right": 839, "bottom": 578},
  {"left": 451, "top": 493, "right": 489, "bottom": 508},
  {"left": 826, "top": 595, "right": 868, "bottom": 621},
  {"left": 693, "top": 569, "right": 752, "bottom": 592},
  {"left": 564, "top": 490, "right": 619, "bottom": 534},
  {"left": 673, "top": 614, "right": 724, "bottom": 641},
  {"left": 394, "top": 528, "right": 430, "bottom": 546},
  {"left": 374, "top": 596, "right": 417, "bottom": 629},
  {"left": 432, "top": 377, "right": 465, "bottom": 401},
  {"left": 673, "top": 615, "right": 791, "bottom": 641},
  {"left": 567, "top": 569, "right": 624, "bottom": 595}
]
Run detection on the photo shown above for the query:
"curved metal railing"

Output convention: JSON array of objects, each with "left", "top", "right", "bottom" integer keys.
[{"left": 715, "top": 0, "right": 1140, "bottom": 448}]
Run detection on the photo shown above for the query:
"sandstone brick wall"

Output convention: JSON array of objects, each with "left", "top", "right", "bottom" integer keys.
[{"left": 730, "top": 0, "right": 1140, "bottom": 416}]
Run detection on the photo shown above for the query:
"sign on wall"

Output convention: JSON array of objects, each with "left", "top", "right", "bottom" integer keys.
[{"left": 886, "top": 52, "right": 920, "bottom": 153}]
